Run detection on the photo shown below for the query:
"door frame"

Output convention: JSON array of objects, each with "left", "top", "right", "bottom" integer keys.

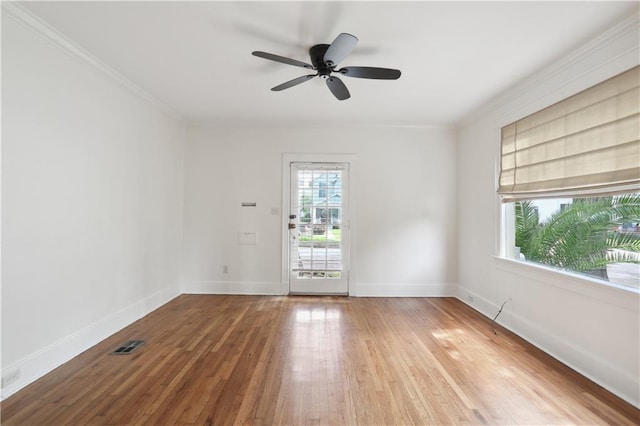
[{"left": 281, "top": 153, "right": 357, "bottom": 295}]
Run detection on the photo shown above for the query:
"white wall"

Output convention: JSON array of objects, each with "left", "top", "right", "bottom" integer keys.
[
  {"left": 1, "top": 12, "right": 185, "bottom": 398},
  {"left": 182, "top": 125, "right": 457, "bottom": 297},
  {"left": 456, "top": 14, "right": 640, "bottom": 407}
]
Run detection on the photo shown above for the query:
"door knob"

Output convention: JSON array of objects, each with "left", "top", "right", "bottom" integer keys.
[{"left": 288, "top": 223, "right": 296, "bottom": 230}]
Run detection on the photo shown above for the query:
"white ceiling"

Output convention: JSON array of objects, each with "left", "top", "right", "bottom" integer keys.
[{"left": 19, "top": 1, "right": 638, "bottom": 127}]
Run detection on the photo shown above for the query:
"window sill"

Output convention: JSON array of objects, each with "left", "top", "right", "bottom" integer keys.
[{"left": 493, "top": 256, "right": 639, "bottom": 311}]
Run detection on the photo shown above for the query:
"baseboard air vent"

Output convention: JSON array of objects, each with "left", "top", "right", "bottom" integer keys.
[{"left": 111, "top": 340, "right": 145, "bottom": 355}]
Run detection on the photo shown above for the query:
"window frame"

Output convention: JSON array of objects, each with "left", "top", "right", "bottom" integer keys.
[{"left": 498, "top": 197, "right": 639, "bottom": 294}]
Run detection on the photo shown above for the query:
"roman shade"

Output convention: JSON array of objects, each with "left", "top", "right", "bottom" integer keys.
[{"left": 498, "top": 65, "right": 640, "bottom": 202}]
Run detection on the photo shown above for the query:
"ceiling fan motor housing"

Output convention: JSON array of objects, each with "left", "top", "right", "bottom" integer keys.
[
  {"left": 252, "top": 33, "right": 400, "bottom": 100},
  {"left": 309, "top": 44, "right": 332, "bottom": 78}
]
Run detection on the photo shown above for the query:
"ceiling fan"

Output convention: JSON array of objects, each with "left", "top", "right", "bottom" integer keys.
[{"left": 252, "top": 33, "right": 401, "bottom": 101}]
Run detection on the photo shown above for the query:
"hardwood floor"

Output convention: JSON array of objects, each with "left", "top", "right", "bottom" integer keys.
[{"left": 2, "top": 295, "right": 638, "bottom": 425}]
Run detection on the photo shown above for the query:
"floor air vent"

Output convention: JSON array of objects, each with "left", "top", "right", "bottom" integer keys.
[{"left": 111, "top": 340, "right": 145, "bottom": 355}]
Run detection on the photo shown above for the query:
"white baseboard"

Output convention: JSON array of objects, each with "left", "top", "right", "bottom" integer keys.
[
  {"left": 456, "top": 285, "right": 640, "bottom": 409},
  {"left": 182, "top": 280, "right": 283, "bottom": 295},
  {"left": 182, "top": 281, "right": 456, "bottom": 297},
  {"left": 456, "top": 286, "right": 500, "bottom": 319},
  {"left": 0, "top": 287, "right": 180, "bottom": 400},
  {"left": 353, "top": 282, "right": 456, "bottom": 297}
]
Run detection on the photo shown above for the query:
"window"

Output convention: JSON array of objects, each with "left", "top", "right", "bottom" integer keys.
[
  {"left": 499, "top": 66, "right": 639, "bottom": 289},
  {"left": 318, "top": 182, "right": 326, "bottom": 199},
  {"left": 510, "top": 194, "right": 639, "bottom": 289}
]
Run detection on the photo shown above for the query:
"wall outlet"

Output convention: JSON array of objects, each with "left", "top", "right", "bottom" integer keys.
[
  {"left": 2, "top": 369, "right": 20, "bottom": 388},
  {"left": 222, "top": 265, "right": 228, "bottom": 274}
]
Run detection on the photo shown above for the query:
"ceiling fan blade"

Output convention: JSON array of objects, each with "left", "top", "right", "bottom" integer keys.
[
  {"left": 337, "top": 66, "right": 401, "bottom": 80},
  {"left": 252, "top": 51, "right": 313, "bottom": 69},
  {"left": 326, "top": 76, "right": 350, "bottom": 100},
  {"left": 271, "top": 74, "right": 317, "bottom": 91},
  {"left": 323, "top": 33, "right": 358, "bottom": 67}
]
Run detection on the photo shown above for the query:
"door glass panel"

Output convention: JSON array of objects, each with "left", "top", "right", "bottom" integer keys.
[{"left": 289, "top": 163, "right": 348, "bottom": 294}]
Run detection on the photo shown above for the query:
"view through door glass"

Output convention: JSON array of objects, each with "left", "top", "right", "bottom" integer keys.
[{"left": 289, "top": 163, "right": 349, "bottom": 294}]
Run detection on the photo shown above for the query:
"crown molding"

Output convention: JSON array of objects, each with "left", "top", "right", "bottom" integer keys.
[
  {"left": 458, "top": 10, "right": 640, "bottom": 128},
  {"left": 2, "top": 1, "right": 187, "bottom": 125},
  {"left": 187, "top": 119, "right": 453, "bottom": 131}
]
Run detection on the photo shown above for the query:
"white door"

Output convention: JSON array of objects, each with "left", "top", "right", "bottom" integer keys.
[{"left": 289, "top": 163, "right": 349, "bottom": 294}]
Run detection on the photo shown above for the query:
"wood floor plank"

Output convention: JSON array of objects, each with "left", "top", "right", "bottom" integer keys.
[{"left": 1, "top": 295, "right": 638, "bottom": 425}]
